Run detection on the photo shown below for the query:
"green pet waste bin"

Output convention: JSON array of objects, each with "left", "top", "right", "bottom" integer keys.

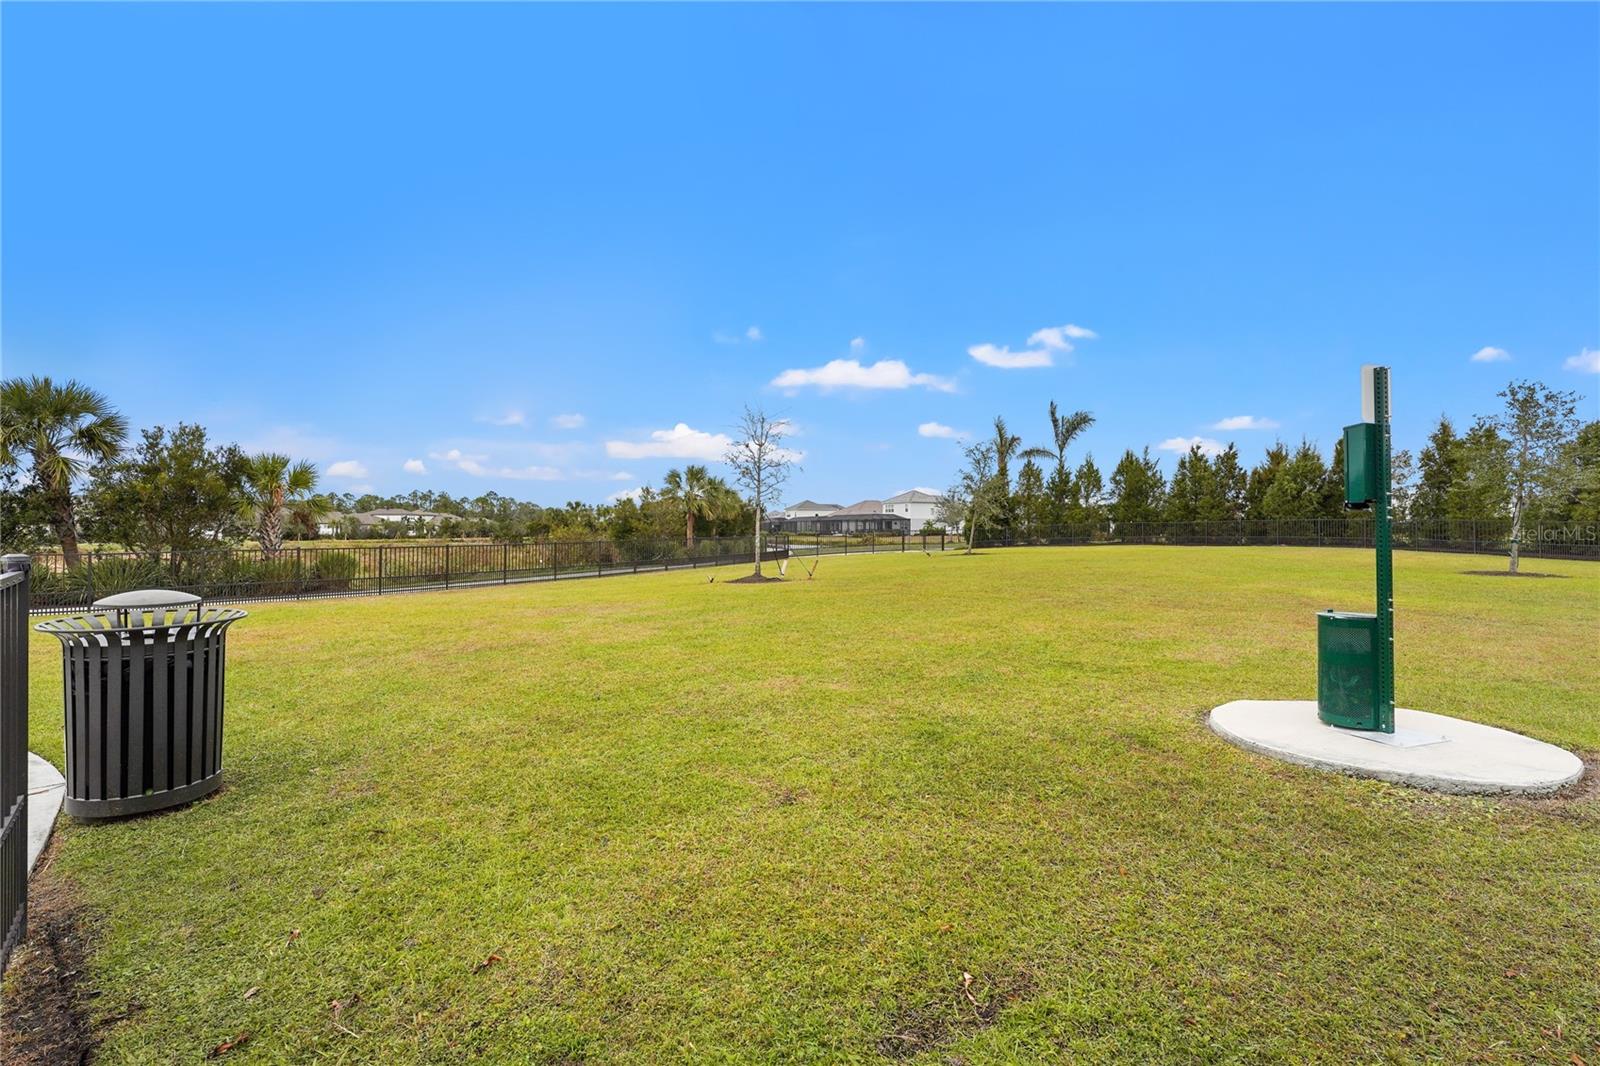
[{"left": 1316, "top": 610, "right": 1382, "bottom": 731}]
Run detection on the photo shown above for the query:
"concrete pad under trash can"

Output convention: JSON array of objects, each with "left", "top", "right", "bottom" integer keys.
[
  {"left": 1208, "top": 700, "right": 1583, "bottom": 795},
  {"left": 27, "top": 753, "right": 65, "bottom": 874}
]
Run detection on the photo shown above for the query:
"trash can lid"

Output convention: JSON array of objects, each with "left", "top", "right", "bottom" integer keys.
[{"left": 92, "top": 589, "right": 202, "bottom": 610}]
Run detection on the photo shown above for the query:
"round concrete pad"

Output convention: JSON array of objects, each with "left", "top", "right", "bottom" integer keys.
[{"left": 1208, "top": 700, "right": 1583, "bottom": 795}]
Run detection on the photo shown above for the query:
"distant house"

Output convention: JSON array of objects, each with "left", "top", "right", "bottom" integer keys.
[
  {"left": 320, "top": 508, "right": 453, "bottom": 536},
  {"left": 767, "top": 499, "right": 911, "bottom": 536},
  {"left": 782, "top": 500, "right": 842, "bottom": 519},
  {"left": 882, "top": 490, "right": 943, "bottom": 531}
]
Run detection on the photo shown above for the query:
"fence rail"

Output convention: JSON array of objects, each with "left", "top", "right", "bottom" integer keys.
[
  {"left": 1, "top": 555, "right": 30, "bottom": 973},
  {"left": 27, "top": 535, "right": 793, "bottom": 614},
  {"left": 969, "top": 517, "right": 1599, "bottom": 555},
  {"left": 20, "top": 518, "right": 1595, "bottom": 614}
]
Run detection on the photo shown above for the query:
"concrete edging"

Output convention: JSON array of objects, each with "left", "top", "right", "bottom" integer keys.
[
  {"left": 1208, "top": 700, "right": 1583, "bottom": 795},
  {"left": 27, "top": 753, "right": 65, "bottom": 874}
]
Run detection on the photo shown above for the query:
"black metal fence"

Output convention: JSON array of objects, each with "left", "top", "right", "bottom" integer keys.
[
  {"left": 968, "top": 517, "right": 1599, "bottom": 556},
  {"left": 28, "top": 535, "right": 793, "bottom": 614},
  {"left": 788, "top": 517, "right": 1597, "bottom": 559},
  {"left": 21, "top": 518, "right": 1594, "bottom": 614},
  {"left": 1, "top": 555, "right": 30, "bottom": 973}
]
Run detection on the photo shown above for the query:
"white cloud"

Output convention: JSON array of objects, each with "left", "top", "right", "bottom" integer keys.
[
  {"left": 478, "top": 410, "right": 526, "bottom": 427},
  {"left": 608, "top": 486, "right": 645, "bottom": 503},
  {"left": 745, "top": 326, "right": 764, "bottom": 342},
  {"left": 772, "top": 359, "right": 955, "bottom": 393},
  {"left": 326, "top": 459, "right": 370, "bottom": 479},
  {"left": 605, "top": 423, "right": 734, "bottom": 461},
  {"left": 551, "top": 413, "right": 586, "bottom": 429},
  {"left": 968, "top": 343, "right": 1055, "bottom": 369},
  {"left": 430, "top": 447, "right": 484, "bottom": 464},
  {"left": 1470, "top": 346, "right": 1511, "bottom": 363},
  {"left": 970, "top": 322, "right": 1098, "bottom": 370},
  {"left": 1210, "top": 415, "right": 1280, "bottom": 431},
  {"left": 1157, "top": 436, "right": 1225, "bottom": 456},
  {"left": 348, "top": 483, "right": 374, "bottom": 494},
  {"left": 1028, "top": 323, "right": 1097, "bottom": 348},
  {"left": 403, "top": 458, "right": 428, "bottom": 475},
  {"left": 429, "top": 448, "right": 561, "bottom": 480},
  {"left": 1563, "top": 347, "right": 1600, "bottom": 374},
  {"left": 918, "top": 421, "right": 966, "bottom": 439},
  {"left": 610, "top": 471, "right": 635, "bottom": 481},
  {"left": 850, "top": 336, "right": 866, "bottom": 351}
]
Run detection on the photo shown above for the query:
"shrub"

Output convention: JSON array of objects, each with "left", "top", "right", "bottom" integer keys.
[
  {"left": 74, "top": 556, "right": 168, "bottom": 599},
  {"left": 310, "top": 551, "right": 359, "bottom": 592}
]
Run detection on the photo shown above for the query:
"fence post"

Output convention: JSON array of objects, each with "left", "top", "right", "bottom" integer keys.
[
  {"left": 297, "top": 546, "right": 304, "bottom": 599},
  {"left": 2, "top": 554, "right": 31, "bottom": 974},
  {"left": 503, "top": 542, "right": 509, "bottom": 584},
  {"left": 378, "top": 546, "right": 385, "bottom": 595},
  {"left": 444, "top": 544, "right": 451, "bottom": 589},
  {"left": 84, "top": 551, "right": 95, "bottom": 607}
]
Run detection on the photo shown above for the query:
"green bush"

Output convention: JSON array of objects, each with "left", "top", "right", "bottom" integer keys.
[
  {"left": 310, "top": 551, "right": 359, "bottom": 592},
  {"left": 76, "top": 556, "right": 168, "bottom": 598}
]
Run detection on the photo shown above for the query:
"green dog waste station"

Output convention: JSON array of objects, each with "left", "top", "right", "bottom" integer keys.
[
  {"left": 1206, "top": 364, "right": 1583, "bottom": 793},
  {"left": 1316, "top": 365, "right": 1394, "bottom": 733}
]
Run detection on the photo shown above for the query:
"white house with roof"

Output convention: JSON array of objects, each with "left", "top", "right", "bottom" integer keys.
[
  {"left": 881, "top": 490, "right": 943, "bottom": 531},
  {"left": 318, "top": 509, "right": 453, "bottom": 536},
  {"left": 765, "top": 490, "right": 948, "bottom": 535}
]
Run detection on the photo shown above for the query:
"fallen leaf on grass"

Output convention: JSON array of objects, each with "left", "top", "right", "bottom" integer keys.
[
  {"left": 286, "top": 929, "right": 302, "bottom": 946},
  {"left": 331, "top": 994, "right": 361, "bottom": 1019},
  {"left": 242, "top": 986, "right": 259, "bottom": 1000},
  {"left": 472, "top": 952, "right": 504, "bottom": 974},
  {"left": 207, "top": 1032, "right": 251, "bottom": 1058}
]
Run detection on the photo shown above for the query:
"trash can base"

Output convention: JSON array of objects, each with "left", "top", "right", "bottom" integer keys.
[{"left": 65, "top": 772, "right": 222, "bottom": 819}]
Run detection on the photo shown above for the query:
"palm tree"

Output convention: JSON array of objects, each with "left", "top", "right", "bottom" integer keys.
[
  {"left": 990, "top": 416, "right": 1022, "bottom": 491},
  {"left": 1021, "top": 400, "right": 1096, "bottom": 481},
  {"left": 988, "top": 416, "right": 1023, "bottom": 538},
  {"left": 238, "top": 453, "right": 327, "bottom": 557},
  {"left": 660, "top": 464, "right": 718, "bottom": 548},
  {"left": 0, "top": 375, "right": 128, "bottom": 566}
]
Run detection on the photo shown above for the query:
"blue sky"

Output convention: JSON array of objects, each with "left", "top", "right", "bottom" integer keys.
[{"left": 4, "top": 2, "right": 1596, "bottom": 506}]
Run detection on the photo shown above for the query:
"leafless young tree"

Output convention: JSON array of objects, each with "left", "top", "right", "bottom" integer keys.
[{"left": 725, "top": 406, "right": 797, "bottom": 577}]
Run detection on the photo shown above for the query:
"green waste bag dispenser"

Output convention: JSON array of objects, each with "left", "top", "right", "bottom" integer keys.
[{"left": 1317, "top": 365, "right": 1395, "bottom": 733}]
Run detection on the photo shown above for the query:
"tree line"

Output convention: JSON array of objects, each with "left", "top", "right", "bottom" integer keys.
[
  {"left": 943, "top": 382, "right": 1596, "bottom": 568},
  {"left": 0, "top": 377, "right": 777, "bottom": 564}
]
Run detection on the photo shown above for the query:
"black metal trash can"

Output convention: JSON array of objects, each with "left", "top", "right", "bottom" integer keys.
[{"left": 37, "top": 590, "right": 246, "bottom": 818}]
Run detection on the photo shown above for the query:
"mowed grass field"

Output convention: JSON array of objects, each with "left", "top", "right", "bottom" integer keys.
[{"left": 13, "top": 547, "right": 1600, "bottom": 1064}]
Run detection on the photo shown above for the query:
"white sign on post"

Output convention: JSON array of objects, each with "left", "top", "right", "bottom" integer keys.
[{"left": 1360, "top": 364, "right": 1390, "bottom": 423}]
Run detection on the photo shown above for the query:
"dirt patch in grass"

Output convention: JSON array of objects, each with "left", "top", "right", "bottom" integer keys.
[
  {"left": 726, "top": 573, "right": 783, "bottom": 584},
  {"left": 875, "top": 966, "right": 1038, "bottom": 1059},
  {"left": 0, "top": 848, "right": 100, "bottom": 1066},
  {"left": 1498, "top": 752, "right": 1599, "bottom": 820},
  {"left": 1460, "top": 570, "right": 1568, "bottom": 578}
]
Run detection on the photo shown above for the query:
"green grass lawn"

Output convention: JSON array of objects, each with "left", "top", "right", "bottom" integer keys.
[{"left": 15, "top": 547, "right": 1600, "bottom": 1064}]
